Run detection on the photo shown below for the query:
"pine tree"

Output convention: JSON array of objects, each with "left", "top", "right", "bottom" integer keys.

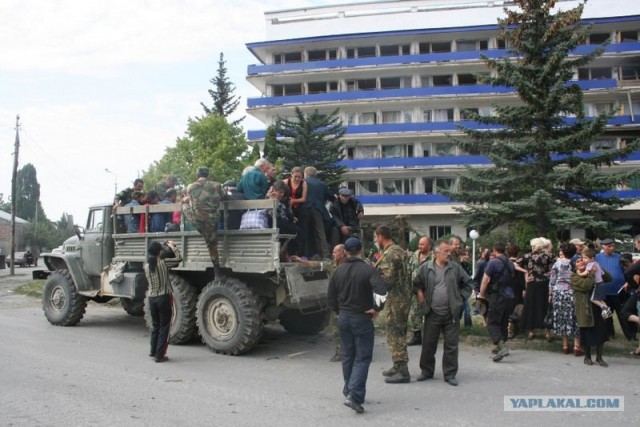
[
  {"left": 262, "top": 125, "right": 281, "bottom": 163},
  {"left": 16, "top": 163, "right": 46, "bottom": 222},
  {"left": 275, "top": 108, "right": 346, "bottom": 188},
  {"left": 449, "top": 0, "right": 640, "bottom": 236},
  {"left": 201, "top": 52, "right": 243, "bottom": 125}
]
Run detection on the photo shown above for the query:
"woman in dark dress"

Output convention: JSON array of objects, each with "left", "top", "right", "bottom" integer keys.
[
  {"left": 519, "top": 237, "right": 555, "bottom": 340},
  {"left": 571, "top": 256, "right": 608, "bottom": 366}
]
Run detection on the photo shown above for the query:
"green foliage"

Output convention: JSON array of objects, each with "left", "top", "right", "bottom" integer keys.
[
  {"left": 143, "top": 114, "right": 249, "bottom": 188},
  {"left": 14, "top": 280, "right": 45, "bottom": 299},
  {"left": 201, "top": 52, "right": 243, "bottom": 125},
  {"left": 262, "top": 125, "right": 280, "bottom": 163},
  {"left": 275, "top": 108, "right": 347, "bottom": 188},
  {"left": 15, "top": 164, "right": 46, "bottom": 222},
  {"left": 510, "top": 221, "right": 538, "bottom": 253},
  {"left": 0, "top": 193, "right": 9, "bottom": 212},
  {"left": 248, "top": 143, "right": 261, "bottom": 163},
  {"left": 448, "top": 0, "right": 640, "bottom": 237}
]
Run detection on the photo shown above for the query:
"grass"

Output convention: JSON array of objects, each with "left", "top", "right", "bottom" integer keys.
[{"left": 13, "top": 280, "right": 45, "bottom": 299}]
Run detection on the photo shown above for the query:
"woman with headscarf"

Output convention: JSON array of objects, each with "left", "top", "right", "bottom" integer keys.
[{"left": 519, "top": 237, "right": 555, "bottom": 340}]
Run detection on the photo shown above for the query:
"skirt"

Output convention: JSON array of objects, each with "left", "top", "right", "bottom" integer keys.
[
  {"left": 522, "top": 280, "right": 550, "bottom": 331},
  {"left": 580, "top": 302, "right": 609, "bottom": 348},
  {"left": 552, "top": 288, "right": 580, "bottom": 337}
]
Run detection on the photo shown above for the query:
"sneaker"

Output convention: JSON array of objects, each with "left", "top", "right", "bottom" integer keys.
[
  {"left": 344, "top": 396, "right": 364, "bottom": 414},
  {"left": 601, "top": 307, "right": 613, "bottom": 319},
  {"left": 493, "top": 345, "right": 510, "bottom": 362},
  {"left": 155, "top": 356, "right": 169, "bottom": 363}
]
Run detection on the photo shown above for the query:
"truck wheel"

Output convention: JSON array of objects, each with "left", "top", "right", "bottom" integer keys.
[
  {"left": 144, "top": 275, "right": 198, "bottom": 344},
  {"left": 279, "top": 309, "right": 329, "bottom": 335},
  {"left": 42, "top": 269, "right": 87, "bottom": 326},
  {"left": 196, "top": 276, "right": 263, "bottom": 355},
  {"left": 121, "top": 298, "right": 145, "bottom": 316}
]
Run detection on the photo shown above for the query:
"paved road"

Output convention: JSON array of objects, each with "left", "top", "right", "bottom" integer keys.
[{"left": 0, "top": 268, "right": 638, "bottom": 426}]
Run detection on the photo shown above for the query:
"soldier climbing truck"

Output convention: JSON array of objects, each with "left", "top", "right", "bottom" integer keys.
[{"left": 35, "top": 198, "right": 330, "bottom": 355}]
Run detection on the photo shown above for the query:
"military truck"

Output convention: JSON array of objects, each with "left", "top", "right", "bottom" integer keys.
[{"left": 36, "top": 199, "right": 330, "bottom": 355}]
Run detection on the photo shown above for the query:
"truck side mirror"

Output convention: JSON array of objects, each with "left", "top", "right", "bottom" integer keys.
[{"left": 74, "top": 225, "right": 85, "bottom": 241}]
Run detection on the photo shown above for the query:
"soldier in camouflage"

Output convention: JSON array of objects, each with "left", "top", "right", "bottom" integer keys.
[
  {"left": 182, "top": 167, "right": 224, "bottom": 277},
  {"left": 407, "top": 236, "right": 434, "bottom": 346},
  {"left": 374, "top": 225, "right": 412, "bottom": 384},
  {"left": 155, "top": 175, "right": 177, "bottom": 198},
  {"left": 292, "top": 243, "right": 348, "bottom": 362}
]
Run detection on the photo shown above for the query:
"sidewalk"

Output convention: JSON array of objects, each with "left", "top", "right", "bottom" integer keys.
[{"left": 0, "top": 266, "right": 40, "bottom": 308}]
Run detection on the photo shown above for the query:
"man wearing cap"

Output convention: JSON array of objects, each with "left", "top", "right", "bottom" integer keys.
[
  {"left": 329, "top": 187, "right": 364, "bottom": 247},
  {"left": 183, "top": 167, "right": 225, "bottom": 276},
  {"left": 328, "top": 237, "right": 387, "bottom": 414},
  {"left": 596, "top": 238, "right": 635, "bottom": 340}
]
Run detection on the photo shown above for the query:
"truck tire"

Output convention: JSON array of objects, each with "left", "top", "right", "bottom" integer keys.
[
  {"left": 279, "top": 309, "right": 329, "bottom": 335},
  {"left": 42, "top": 269, "right": 87, "bottom": 326},
  {"left": 121, "top": 298, "right": 145, "bottom": 316},
  {"left": 196, "top": 276, "right": 263, "bottom": 355},
  {"left": 144, "top": 274, "right": 198, "bottom": 344}
]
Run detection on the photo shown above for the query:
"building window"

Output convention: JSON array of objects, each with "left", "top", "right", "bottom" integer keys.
[
  {"left": 380, "top": 44, "right": 410, "bottom": 56},
  {"left": 578, "top": 67, "right": 612, "bottom": 80},
  {"left": 432, "top": 109, "right": 454, "bottom": 122},
  {"left": 359, "top": 112, "right": 377, "bottom": 125},
  {"left": 457, "top": 73, "right": 478, "bottom": 85},
  {"left": 620, "top": 66, "right": 640, "bottom": 81},
  {"left": 382, "top": 145, "right": 413, "bottom": 158},
  {"left": 589, "top": 33, "right": 610, "bottom": 44},
  {"left": 272, "top": 83, "right": 303, "bottom": 96},
  {"left": 424, "top": 177, "right": 456, "bottom": 194},
  {"left": 380, "top": 76, "right": 412, "bottom": 89},
  {"left": 422, "top": 109, "right": 432, "bottom": 122},
  {"left": 274, "top": 52, "right": 301, "bottom": 64},
  {"left": 592, "top": 140, "right": 617, "bottom": 152},
  {"left": 347, "top": 46, "right": 376, "bottom": 58},
  {"left": 456, "top": 39, "right": 488, "bottom": 51},
  {"left": 430, "top": 225, "right": 452, "bottom": 241},
  {"left": 432, "top": 75, "right": 453, "bottom": 86},
  {"left": 355, "top": 146, "right": 378, "bottom": 158},
  {"left": 357, "top": 180, "right": 379, "bottom": 195},
  {"left": 308, "top": 49, "right": 337, "bottom": 61},
  {"left": 419, "top": 41, "right": 452, "bottom": 54},
  {"left": 434, "top": 143, "right": 455, "bottom": 156},
  {"left": 620, "top": 31, "right": 639, "bottom": 42},
  {"left": 382, "top": 179, "right": 413, "bottom": 195},
  {"left": 346, "top": 78, "right": 377, "bottom": 91},
  {"left": 381, "top": 111, "right": 401, "bottom": 124}
]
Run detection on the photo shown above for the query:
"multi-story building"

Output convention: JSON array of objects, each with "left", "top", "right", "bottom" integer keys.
[{"left": 245, "top": 0, "right": 640, "bottom": 241}]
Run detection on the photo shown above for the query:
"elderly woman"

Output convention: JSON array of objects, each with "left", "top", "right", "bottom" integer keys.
[
  {"left": 519, "top": 237, "right": 555, "bottom": 340},
  {"left": 571, "top": 255, "right": 608, "bottom": 366},
  {"left": 549, "top": 243, "right": 582, "bottom": 355}
]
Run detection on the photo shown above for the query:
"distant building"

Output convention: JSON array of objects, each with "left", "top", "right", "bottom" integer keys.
[
  {"left": 246, "top": 0, "right": 640, "bottom": 240},
  {"left": 0, "top": 210, "right": 29, "bottom": 254}
]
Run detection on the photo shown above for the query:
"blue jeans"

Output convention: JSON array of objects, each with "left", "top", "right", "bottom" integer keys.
[{"left": 338, "top": 313, "right": 374, "bottom": 405}]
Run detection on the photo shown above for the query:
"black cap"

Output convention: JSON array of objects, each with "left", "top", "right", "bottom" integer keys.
[
  {"left": 600, "top": 238, "right": 615, "bottom": 245},
  {"left": 197, "top": 167, "right": 209, "bottom": 177},
  {"left": 223, "top": 180, "right": 237, "bottom": 188},
  {"left": 344, "top": 237, "right": 362, "bottom": 253}
]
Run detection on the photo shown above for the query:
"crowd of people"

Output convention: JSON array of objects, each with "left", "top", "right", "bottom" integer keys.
[{"left": 113, "top": 159, "right": 364, "bottom": 263}]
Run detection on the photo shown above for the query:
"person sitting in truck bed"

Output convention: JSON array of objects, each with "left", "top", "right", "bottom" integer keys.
[
  {"left": 124, "top": 191, "right": 145, "bottom": 233},
  {"left": 153, "top": 188, "right": 178, "bottom": 232},
  {"left": 267, "top": 180, "right": 299, "bottom": 261},
  {"left": 139, "top": 190, "right": 159, "bottom": 233}
]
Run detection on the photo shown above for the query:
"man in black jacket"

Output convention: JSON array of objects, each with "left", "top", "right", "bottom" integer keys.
[
  {"left": 329, "top": 187, "right": 364, "bottom": 247},
  {"left": 328, "top": 237, "right": 387, "bottom": 414}
]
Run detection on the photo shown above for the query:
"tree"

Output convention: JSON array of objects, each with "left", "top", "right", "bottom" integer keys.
[
  {"left": 248, "top": 143, "right": 261, "bottom": 164},
  {"left": 143, "top": 114, "right": 250, "bottom": 187},
  {"left": 448, "top": 0, "right": 640, "bottom": 237},
  {"left": 262, "top": 125, "right": 281, "bottom": 163},
  {"left": 275, "top": 108, "right": 346, "bottom": 188},
  {"left": 201, "top": 52, "right": 243, "bottom": 125},
  {"left": 15, "top": 163, "right": 46, "bottom": 222},
  {"left": 0, "top": 193, "right": 9, "bottom": 212}
]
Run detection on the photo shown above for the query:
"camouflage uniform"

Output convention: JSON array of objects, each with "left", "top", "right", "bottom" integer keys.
[
  {"left": 375, "top": 243, "right": 411, "bottom": 364},
  {"left": 184, "top": 177, "right": 224, "bottom": 264},
  {"left": 408, "top": 249, "right": 434, "bottom": 332},
  {"left": 323, "top": 260, "right": 341, "bottom": 355}
]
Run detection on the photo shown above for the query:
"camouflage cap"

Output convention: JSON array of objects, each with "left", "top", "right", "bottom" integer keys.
[{"left": 196, "top": 167, "right": 209, "bottom": 177}]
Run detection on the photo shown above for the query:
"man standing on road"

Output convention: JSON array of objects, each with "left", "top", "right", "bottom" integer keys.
[
  {"left": 374, "top": 225, "right": 412, "bottom": 384},
  {"left": 413, "top": 240, "right": 472, "bottom": 386},
  {"left": 183, "top": 167, "right": 225, "bottom": 277},
  {"left": 292, "top": 244, "right": 348, "bottom": 362},
  {"left": 480, "top": 242, "right": 516, "bottom": 362},
  {"left": 407, "top": 236, "right": 433, "bottom": 346},
  {"left": 596, "top": 238, "right": 634, "bottom": 340},
  {"left": 328, "top": 237, "right": 387, "bottom": 414}
]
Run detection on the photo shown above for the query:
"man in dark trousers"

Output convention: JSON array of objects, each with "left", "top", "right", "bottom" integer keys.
[
  {"left": 303, "top": 166, "right": 334, "bottom": 258},
  {"left": 328, "top": 237, "right": 387, "bottom": 414},
  {"left": 480, "top": 241, "right": 516, "bottom": 362},
  {"left": 413, "top": 239, "right": 473, "bottom": 386}
]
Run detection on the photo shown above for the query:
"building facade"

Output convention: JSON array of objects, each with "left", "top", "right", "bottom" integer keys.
[{"left": 245, "top": 0, "right": 640, "bottom": 240}]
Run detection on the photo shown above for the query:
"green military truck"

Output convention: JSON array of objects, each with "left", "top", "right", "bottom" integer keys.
[{"left": 35, "top": 199, "right": 330, "bottom": 355}]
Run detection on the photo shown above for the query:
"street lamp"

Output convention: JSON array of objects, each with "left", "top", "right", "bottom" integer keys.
[
  {"left": 104, "top": 168, "right": 117, "bottom": 197},
  {"left": 469, "top": 229, "right": 480, "bottom": 278}
]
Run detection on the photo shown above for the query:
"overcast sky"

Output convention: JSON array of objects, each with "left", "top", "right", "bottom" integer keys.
[{"left": 0, "top": 0, "right": 340, "bottom": 228}]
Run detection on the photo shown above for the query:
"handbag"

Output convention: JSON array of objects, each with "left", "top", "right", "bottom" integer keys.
[{"left": 239, "top": 209, "right": 269, "bottom": 229}]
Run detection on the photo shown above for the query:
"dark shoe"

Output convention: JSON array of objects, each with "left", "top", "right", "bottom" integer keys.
[
  {"left": 155, "top": 356, "right": 169, "bottom": 363},
  {"left": 330, "top": 351, "right": 342, "bottom": 362},
  {"left": 491, "top": 346, "right": 499, "bottom": 355},
  {"left": 149, "top": 353, "right": 156, "bottom": 358},
  {"left": 493, "top": 341, "right": 510, "bottom": 362},
  {"left": 343, "top": 396, "right": 364, "bottom": 414},
  {"left": 385, "top": 372, "right": 411, "bottom": 384},
  {"left": 407, "top": 331, "right": 422, "bottom": 346},
  {"left": 584, "top": 358, "right": 593, "bottom": 366},
  {"left": 416, "top": 371, "right": 433, "bottom": 382},
  {"left": 595, "top": 359, "right": 608, "bottom": 367},
  {"left": 382, "top": 364, "right": 398, "bottom": 377},
  {"left": 445, "top": 377, "right": 458, "bottom": 386}
]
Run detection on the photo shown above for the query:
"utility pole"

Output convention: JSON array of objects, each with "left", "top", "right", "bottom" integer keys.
[{"left": 9, "top": 115, "right": 20, "bottom": 276}]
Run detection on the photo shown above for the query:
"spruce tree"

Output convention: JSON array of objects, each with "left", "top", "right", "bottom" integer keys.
[
  {"left": 275, "top": 108, "right": 346, "bottom": 188},
  {"left": 262, "top": 125, "right": 281, "bottom": 163},
  {"left": 449, "top": 0, "right": 640, "bottom": 236},
  {"left": 201, "top": 52, "right": 243, "bottom": 125}
]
